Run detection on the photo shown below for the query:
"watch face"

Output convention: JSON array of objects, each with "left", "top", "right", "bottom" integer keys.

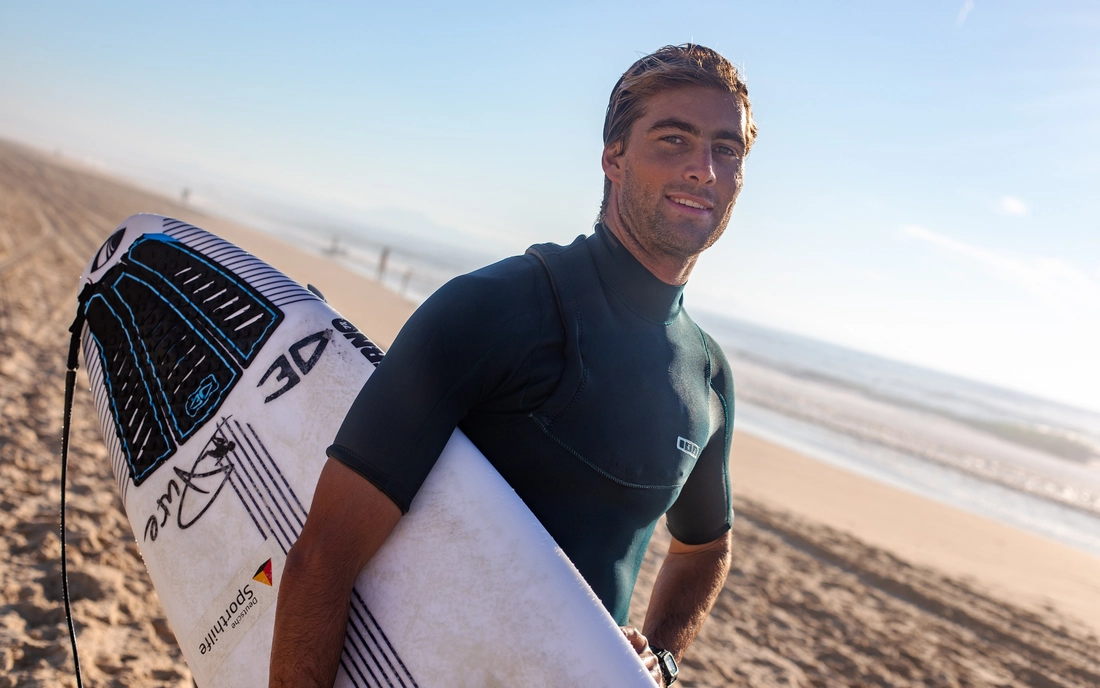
[{"left": 660, "top": 651, "right": 678, "bottom": 676}]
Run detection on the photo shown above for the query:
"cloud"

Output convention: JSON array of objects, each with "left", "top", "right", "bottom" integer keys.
[
  {"left": 902, "top": 225, "right": 1100, "bottom": 314},
  {"left": 994, "top": 195, "right": 1029, "bottom": 216},
  {"left": 956, "top": 0, "right": 975, "bottom": 26}
]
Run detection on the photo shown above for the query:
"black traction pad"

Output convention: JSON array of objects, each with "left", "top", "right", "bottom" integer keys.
[
  {"left": 126, "top": 236, "right": 281, "bottom": 364},
  {"left": 86, "top": 233, "right": 284, "bottom": 485}
]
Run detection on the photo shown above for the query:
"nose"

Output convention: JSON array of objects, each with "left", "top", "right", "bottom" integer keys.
[{"left": 684, "top": 147, "right": 716, "bottom": 186}]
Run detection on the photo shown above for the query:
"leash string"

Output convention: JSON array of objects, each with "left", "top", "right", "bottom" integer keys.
[{"left": 61, "top": 283, "right": 95, "bottom": 688}]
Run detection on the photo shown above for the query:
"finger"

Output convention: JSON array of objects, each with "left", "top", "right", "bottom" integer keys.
[
  {"left": 646, "top": 660, "right": 664, "bottom": 687},
  {"left": 639, "top": 648, "right": 661, "bottom": 685},
  {"left": 619, "top": 626, "right": 648, "bottom": 653}
]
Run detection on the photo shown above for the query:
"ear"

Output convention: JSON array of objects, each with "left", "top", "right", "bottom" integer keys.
[{"left": 601, "top": 141, "right": 625, "bottom": 184}]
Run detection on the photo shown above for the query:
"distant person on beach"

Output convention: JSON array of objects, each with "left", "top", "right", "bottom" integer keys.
[{"left": 271, "top": 43, "right": 756, "bottom": 687}]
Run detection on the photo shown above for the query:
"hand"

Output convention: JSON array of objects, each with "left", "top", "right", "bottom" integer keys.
[{"left": 620, "top": 626, "right": 665, "bottom": 687}]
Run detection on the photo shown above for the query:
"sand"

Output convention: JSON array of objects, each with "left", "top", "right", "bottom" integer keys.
[{"left": 2, "top": 138, "right": 1099, "bottom": 687}]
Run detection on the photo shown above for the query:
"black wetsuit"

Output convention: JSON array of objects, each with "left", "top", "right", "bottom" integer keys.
[{"left": 328, "top": 223, "right": 734, "bottom": 624}]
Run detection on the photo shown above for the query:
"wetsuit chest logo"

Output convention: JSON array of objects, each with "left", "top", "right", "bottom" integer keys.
[{"left": 677, "top": 436, "right": 701, "bottom": 459}]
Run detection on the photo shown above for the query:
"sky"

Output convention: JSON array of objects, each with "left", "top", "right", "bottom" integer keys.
[{"left": 2, "top": 1, "right": 1099, "bottom": 411}]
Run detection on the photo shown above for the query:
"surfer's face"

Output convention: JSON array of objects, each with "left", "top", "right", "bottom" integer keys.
[{"left": 603, "top": 86, "right": 746, "bottom": 262}]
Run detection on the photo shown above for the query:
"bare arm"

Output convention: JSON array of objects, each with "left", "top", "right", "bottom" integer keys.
[
  {"left": 269, "top": 458, "right": 402, "bottom": 687},
  {"left": 643, "top": 530, "right": 732, "bottom": 662}
]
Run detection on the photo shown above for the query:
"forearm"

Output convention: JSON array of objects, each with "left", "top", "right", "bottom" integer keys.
[
  {"left": 269, "top": 458, "right": 402, "bottom": 687},
  {"left": 642, "top": 531, "right": 732, "bottom": 660},
  {"left": 269, "top": 545, "right": 355, "bottom": 686}
]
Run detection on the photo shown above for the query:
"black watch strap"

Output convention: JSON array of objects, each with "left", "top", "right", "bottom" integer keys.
[{"left": 650, "top": 647, "right": 678, "bottom": 685}]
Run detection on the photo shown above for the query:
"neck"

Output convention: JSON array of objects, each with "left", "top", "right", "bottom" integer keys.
[{"left": 602, "top": 194, "right": 697, "bottom": 287}]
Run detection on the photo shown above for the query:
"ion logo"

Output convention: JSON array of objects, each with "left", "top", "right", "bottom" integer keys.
[{"left": 677, "top": 436, "right": 702, "bottom": 459}]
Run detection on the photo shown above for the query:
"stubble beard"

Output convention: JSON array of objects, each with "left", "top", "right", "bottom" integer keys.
[{"left": 617, "top": 169, "right": 735, "bottom": 262}]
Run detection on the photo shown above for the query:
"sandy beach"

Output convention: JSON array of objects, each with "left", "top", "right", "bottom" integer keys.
[{"left": 2, "top": 138, "right": 1099, "bottom": 687}]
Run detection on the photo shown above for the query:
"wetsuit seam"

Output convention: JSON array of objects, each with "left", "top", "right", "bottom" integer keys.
[
  {"left": 530, "top": 415, "right": 681, "bottom": 490},
  {"left": 554, "top": 367, "right": 589, "bottom": 421},
  {"left": 525, "top": 245, "right": 587, "bottom": 423},
  {"left": 551, "top": 242, "right": 588, "bottom": 422},
  {"left": 524, "top": 249, "right": 568, "bottom": 343},
  {"left": 697, "top": 322, "right": 713, "bottom": 382},
  {"left": 712, "top": 383, "right": 733, "bottom": 525},
  {"left": 513, "top": 258, "right": 545, "bottom": 409}
]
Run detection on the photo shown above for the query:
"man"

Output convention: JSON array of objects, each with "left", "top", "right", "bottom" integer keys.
[{"left": 271, "top": 43, "right": 757, "bottom": 687}]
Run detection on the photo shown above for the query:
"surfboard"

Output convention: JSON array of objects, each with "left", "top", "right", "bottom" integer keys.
[{"left": 76, "top": 214, "right": 654, "bottom": 687}]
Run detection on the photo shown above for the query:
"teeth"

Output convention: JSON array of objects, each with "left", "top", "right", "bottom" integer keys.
[{"left": 672, "top": 197, "right": 706, "bottom": 209}]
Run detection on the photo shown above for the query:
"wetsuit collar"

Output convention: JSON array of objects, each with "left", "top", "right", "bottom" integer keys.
[{"left": 590, "top": 223, "right": 685, "bottom": 324}]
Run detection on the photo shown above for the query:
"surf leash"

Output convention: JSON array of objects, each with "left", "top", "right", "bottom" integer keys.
[{"left": 60, "top": 282, "right": 95, "bottom": 688}]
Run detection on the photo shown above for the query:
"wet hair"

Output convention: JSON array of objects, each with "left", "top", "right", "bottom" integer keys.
[{"left": 600, "top": 44, "right": 757, "bottom": 221}]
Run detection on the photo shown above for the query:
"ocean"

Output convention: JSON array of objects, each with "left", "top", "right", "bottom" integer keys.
[
  {"left": 262, "top": 218, "right": 1100, "bottom": 557},
  {"left": 693, "top": 313, "right": 1100, "bottom": 556}
]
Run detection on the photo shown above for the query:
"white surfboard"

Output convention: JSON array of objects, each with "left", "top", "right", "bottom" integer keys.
[{"left": 77, "top": 214, "right": 653, "bottom": 687}]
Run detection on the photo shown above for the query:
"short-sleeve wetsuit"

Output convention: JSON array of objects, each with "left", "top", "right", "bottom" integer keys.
[{"left": 328, "top": 223, "right": 734, "bottom": 624}]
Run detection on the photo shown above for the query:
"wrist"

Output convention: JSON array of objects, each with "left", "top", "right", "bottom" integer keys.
[{"left": 649, "top": 646, "right": 678, "bottom": 685}]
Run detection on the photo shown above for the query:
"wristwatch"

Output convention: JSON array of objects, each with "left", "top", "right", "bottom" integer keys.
[{"left": 650, "top": 647, "right": 679, "bottom": 685}]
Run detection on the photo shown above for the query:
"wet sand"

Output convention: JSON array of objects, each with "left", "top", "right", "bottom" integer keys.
[{"left": 2, "top": 139, "right": 1099, "bottom": 687}]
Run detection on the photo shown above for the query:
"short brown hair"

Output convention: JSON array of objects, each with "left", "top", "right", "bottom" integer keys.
[{"left": 600, "top": 44, "right": 757, "bottom": 220}]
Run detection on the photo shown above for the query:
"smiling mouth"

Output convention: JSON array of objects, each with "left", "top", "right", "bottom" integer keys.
[{"left": 669, "top": 196, "right": 711, "bottom": 211}]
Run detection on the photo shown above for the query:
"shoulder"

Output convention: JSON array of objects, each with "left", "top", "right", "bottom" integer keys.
[
  {"left": 396, "top": 254, "right": 552, "bottom": 348},
  {"left": 429, "top": 254, "right": 549, "bottom": 320},
  {"left": 524, "top": 234, "right": 593, "bottom": 277},
  {"left": 452, "top": 253, "right": 547, "bottom": 293}
]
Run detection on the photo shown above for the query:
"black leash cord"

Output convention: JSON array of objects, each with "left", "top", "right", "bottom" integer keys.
[{"left": 61, "top": 284, "right": 94, "bottom": 688}]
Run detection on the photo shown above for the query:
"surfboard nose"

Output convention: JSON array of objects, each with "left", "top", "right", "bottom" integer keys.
[{"left": 80, "top": 213, "right": 167, "bottom": 284}]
